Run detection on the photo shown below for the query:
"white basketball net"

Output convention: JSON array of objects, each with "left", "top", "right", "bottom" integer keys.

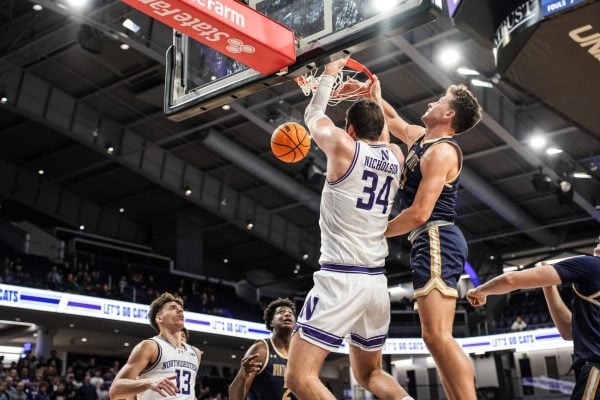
[{"left": 294, "top": 61, "right": 371, "bottom": 106}]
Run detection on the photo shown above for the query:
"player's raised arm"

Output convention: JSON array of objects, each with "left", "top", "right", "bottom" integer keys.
[
  {"left": 228, "top": 341, "right": 267, "bottom": 400},
  {"left": 303, "top": 58, "right": 353, "bottom": 156}
]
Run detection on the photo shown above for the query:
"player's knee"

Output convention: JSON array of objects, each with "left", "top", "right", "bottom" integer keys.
[
  {"left": 352, "top": 368, "right": 374, "bottom": 388},
  {"left": 422, "top": 328, "right": 451, "bottom": 350},
  {"left": 284, "top": 370, "right": 305, "bottom": 393}
]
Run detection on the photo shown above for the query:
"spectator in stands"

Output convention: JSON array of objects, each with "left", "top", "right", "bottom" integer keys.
[
  {"left": 88, "top": 372, "right": 102, "bottom": 390},
  {"left": 76, "top": 374, "right": 97, "bottom": 400},
  {"left": 0, "top": 383, "right": 9, "bottom": 400},
  {"left": 4, "top": 377, "right": 15, "bottom": 394},
  {"left": 34, "top": 382, "right": 50, "bottom": 400},
  {"left": 50, "top": 383, "right": 67, "bottom": 400},
  {"left": 9, "top": 382, "right": 28, "bottom": 400},
  {"left": 467, "top": 236, "right": 600, "bottom": 400},
  {"left": 47, "top": 351, "right": 62, "bottom": 376},
  {"left": 511, "top": 315, "right": 527, "bottom": 332},
  {"left": 46, "top": 267, "right": 62, "bottom": 290}
]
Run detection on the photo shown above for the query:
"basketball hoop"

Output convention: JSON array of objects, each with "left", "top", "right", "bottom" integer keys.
[{"left": 294, "top": 58, "right": 374, "bottom": 105}]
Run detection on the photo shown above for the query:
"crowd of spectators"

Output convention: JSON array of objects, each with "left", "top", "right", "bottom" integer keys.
[
  {"left": 0, "top": 351, "right": 228, "bottom": 400},
  {"left": 0, "top": 246, "right": 260, "bottom": 322}
]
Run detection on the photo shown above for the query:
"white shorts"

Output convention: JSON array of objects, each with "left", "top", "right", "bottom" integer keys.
[{"left": 295, "top": 265, "right": 390, "bottom": 352}]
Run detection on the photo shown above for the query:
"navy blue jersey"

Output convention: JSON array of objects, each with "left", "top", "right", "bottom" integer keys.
[
  {"left": 553, "top": 256, "right": 600, "bottom": 373},
  {"left": 247, "top": 338, "right": 296, "bottom": 400},
  {"left": 401, "top": 135, "right": 462, "bottom": 222}
]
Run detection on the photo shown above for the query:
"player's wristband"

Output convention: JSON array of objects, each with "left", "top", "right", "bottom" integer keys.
[{"left": 304, "top": 74, "right": 335, "bottom": 131}]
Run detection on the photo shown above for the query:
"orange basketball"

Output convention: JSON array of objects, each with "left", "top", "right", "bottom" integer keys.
[{"left": 271, "top": 122, "right": 311, "bottom": 163}]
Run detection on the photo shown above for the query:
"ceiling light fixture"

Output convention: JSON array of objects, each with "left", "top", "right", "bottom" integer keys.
[
  {"left": 531, "top": 168, "right": 553, "bottom": 192},
  {"left": 106, "top": 146, "right": 115, "bottom": 154},
  {"left": 457, "top": 67, "right": 480, "bottom": 76},
  {"left": 470, "top": 79, "right": 493, "bottom": 88},
  {"left": 438, "top": 47, "right": 461, "bottom": 67},
  {"left": 572, "top": 172, "right": 592, "bottom": 179},
  {"left": 120, "top": 43, "right": 130, "bottom": 50},
  {"left": 246, "top": 222, "right": 254, "bottom": 230},
  {"left": 529, "top": 135, "right": 546, "bottom": 150},
  {"left": 0, "top": 96, "right": 7, "bottom": 104},
  {"left": 33, "top": 4, "right": 43, "bottom": 11},
  {"left": 122, "top": 18, "right": 141, "bottom": 33},
  {"left": 222, "top": 104, "right": 231, "bottom": 111},
  {"left": 38, "top": 169, "right": 45, "bottom": 175},
  {"left": 546, "top": 147, "right": 563, "bottom": 155},
  {"left": 184, "top": 187, "right": 192, "bottom": 196},
  {"left": 79, "top": 225, "right": 85, "bottom": 230},
  {"left": 119, "top": 208, "right": 125, "bottom": 213}
]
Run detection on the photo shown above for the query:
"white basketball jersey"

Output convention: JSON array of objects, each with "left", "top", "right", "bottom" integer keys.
[
  {"left": 137, "top": 336, "right": 199, "bottom": 400},
  {"left": 319, "top": 142, "right": 401, "bottom": 267}
]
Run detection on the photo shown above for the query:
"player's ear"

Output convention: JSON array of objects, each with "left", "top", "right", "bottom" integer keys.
[{"left": 347, "top": 123, "right": 358, "bottom": 140}]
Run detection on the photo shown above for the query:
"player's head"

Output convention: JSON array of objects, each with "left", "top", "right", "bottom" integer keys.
[
  {"left": 263, "top": 298, "right": 296, "bottom": 332},
  {"left": 422, "top": 84, "right": 482, "bottom": 134},
  {"left": 148, "top": 292, "right": 184, "bottom": 333},
  {"left": 345, "top": 99, "right": 385, "bottom": 141},
  {"left": 180, "top": 327, "right": 189, "bottom": 343}
]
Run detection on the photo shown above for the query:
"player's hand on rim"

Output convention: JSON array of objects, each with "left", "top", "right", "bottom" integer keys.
[
  {"left": 369, "top": 75, "right": 382, "bottom": 103},
  {"left": 149, "top": 375, "right": 178, "bottom": 397},
  {"left": 240, "top": 353, "right": 262, "bottom": 376},
  {"left": 324, "top": 56, "right": 350, "bottom": 76}
]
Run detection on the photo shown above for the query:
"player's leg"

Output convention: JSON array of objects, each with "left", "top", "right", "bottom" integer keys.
[
  {"left": 349, "top": 346, "right": 413, "bottom": 400},
  {"left": 285, "top": 333, "right": 334, "bottom": 400},
  {"left": 411, "top": 225, "right": 475, "bottom": 400},
  {"left": 417, "top": 290, "right": 475, "bottom": 400},
  {"left": 570, "top": 362, "right": 600, "bottom": 400}
]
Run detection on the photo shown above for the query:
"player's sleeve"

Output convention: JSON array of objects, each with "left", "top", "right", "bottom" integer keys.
[{"left": 552, "top": 256, "right": 600, "bottom": 284}]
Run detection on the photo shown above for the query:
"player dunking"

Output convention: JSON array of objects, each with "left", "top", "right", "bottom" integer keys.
[
  {"left": 366, "top": 83, "right": 482, "bottom": 399},
  {"left": 109, "top": 293, "right": 201, "bottom": 400},
  {"left": 229, "top": 298, "right": 297, "bottom": 400},
  {"left": 285, "top": 58, "right": 413, "bottom": 400},
  {"left": 468, "top": 236, "right": 600, "bottom": 400}
]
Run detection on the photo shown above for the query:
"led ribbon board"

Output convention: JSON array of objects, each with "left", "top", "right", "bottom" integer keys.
[
  {"left": 0, "top": 284, "right": 571, "bottom": 354},
  {"left": 121, "top": 0, "right": 296, "bottom": 74}
]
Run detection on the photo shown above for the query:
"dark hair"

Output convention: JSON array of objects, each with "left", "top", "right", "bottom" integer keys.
[
  {"left": 263, "top": 298, "right": 296, "bottom": 331},
  {"left": 346, "top": 99, "right": 385, "bottom": 141},
  {"left": 448, "top": 84, "right": 482, "bottom": 133},
  {"left": 181, "top": 327, "right": 189, "bottom": 341},
  {"left": 148, "top": 292, "right": 183, "bottom": 333}
]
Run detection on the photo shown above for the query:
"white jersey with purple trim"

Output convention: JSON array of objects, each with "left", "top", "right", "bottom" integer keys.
[
  {"left": 319, "top": 141, "right": 402, "bottom": 267},
  {"left": 137, "top": 336, "right": 199, "bottom": 400}
]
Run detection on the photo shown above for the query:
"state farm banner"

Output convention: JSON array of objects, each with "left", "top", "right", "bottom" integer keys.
[{"left": 122, "top": 0, "right": 296, "bottom": 75}]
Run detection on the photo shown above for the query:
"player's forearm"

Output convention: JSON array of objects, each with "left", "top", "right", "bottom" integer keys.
[
  {"left": 381, "top": 100, "right": 408, "bottom": 142},
  {"left": 470, "top": 273, "right": 521, "bottom": 298},
  {"left": 227, "top": 372, "right": 247, "bottom": 400},
  {"left": 542, "top": 286, "right": 573, "bottom": 340},
  {"left": 109, "top": 379, "right": 150, "bottom": 399},
  {"left": 385, "top": 208, "right": 428, "bottom": 238}
]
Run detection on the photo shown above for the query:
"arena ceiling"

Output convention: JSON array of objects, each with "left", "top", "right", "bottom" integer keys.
[{"left": 0, "top": 0, "right": 598, "bottom": 296}]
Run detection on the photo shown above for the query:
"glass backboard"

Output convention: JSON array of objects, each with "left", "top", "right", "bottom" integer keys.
[{"left": 165, "top": 0, "right": 441, "bottom": 121}]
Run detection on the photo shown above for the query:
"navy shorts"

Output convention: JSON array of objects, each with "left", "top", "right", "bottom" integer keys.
[
  {"left": 410, "top": 224, "right": 467, "bottom": 298},
  {"left": 572, "top": 362, "right": 600, "bottom": 400}
]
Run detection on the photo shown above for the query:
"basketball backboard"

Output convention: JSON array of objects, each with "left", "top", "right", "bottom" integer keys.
[{"left": 165, "top": 0, "right": 441, "bottom": 121}]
